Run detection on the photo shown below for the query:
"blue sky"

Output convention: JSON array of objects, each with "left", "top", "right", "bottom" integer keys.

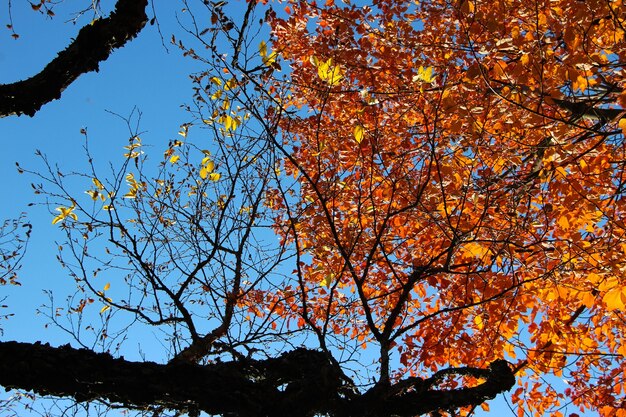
[
  {"left": 0, "top": 1, "right": 221, "bottom": 413},
  {"left": 0, "top": 1, "right": 198, "bottom": 346}
]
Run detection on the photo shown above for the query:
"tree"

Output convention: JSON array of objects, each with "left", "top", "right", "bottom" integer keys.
[{"left": 0, "top": 0, "right": 625, "bottom": 416}]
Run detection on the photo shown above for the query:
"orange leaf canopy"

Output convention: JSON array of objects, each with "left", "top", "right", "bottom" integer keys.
[{"left": 261, "top": 0, "right": 625, "bottom": 415}]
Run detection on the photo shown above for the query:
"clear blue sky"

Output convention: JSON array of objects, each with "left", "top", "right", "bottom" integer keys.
[
  {"left": 0, "top": 1, "right": 595, "bottom": 417},
  {"left": 0, "top": 1, "right": 220, "bottom": 413},
  {"left": 0, "top": 1, "right": 199, "bottom": 347}
]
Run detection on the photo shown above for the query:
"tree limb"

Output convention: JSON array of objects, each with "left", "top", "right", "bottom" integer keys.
[
  {"left": 0, "top": 0, "right": 148, "bottom": 118},
  {"left": 551, "top": 98, "right": 625, "bottom": 123},
  {"left": 0, "top": 341, "right": 515, "bottom": 417}
]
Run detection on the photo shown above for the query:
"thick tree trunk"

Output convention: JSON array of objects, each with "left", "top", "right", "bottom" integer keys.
[
  {"left": 0, "top": 0, "right": 148, "bottom": 118},
  {"left": 0, "top": 340, "right": 515, "bottom": 417}
]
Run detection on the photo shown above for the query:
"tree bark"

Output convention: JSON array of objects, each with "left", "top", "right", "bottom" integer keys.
[
  {"left": 0, "top": 340, "right": 516, "bottom": 417},
  {"left": 0, "top": 0, "right": 148, "bottom": 118}
]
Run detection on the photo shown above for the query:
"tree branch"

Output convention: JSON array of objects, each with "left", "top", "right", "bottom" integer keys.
[
  {"left": 0, "top": 341, "right": 515, "bottom": 417},
  {"left": 551, "top": 98, "right": 625, "bottom": 123},
  {"left": 0, "top": 0, "right": 148, "bottom": 118},
  {"left": 0, "top": 341, "right": 346, "bottom": 417},
  {"left": 351, "top": 360, "right": 515, "bottom": 417}
]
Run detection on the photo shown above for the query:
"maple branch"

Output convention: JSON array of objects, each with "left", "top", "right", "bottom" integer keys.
[
  {"left": 551, "top": 98, "right": 625, "bottom": 123},
  {"left": 0, "top": 0, "right": 148, "bottom": 118},
  {"left": 352, "top": 360, "right": 516, "bottom": 417},
  {"left": 512, "top": 302, "right": 591, "bottom": 374},
  {"left": 486, "top": 79, "right": 625, "bottom": 130},
  {"left": 0, "top": 341, "right": 515, "bottom": 417}
]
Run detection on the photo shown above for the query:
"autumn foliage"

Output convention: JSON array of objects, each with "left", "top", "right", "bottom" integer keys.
[
  {"left": 6, "top": 0, "right": 626, "bottom": 416},
  {"left": 261, "top": 0, "right": 626, "bottom": 415}
]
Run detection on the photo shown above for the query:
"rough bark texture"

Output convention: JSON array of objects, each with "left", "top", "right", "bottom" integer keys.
[
  {"left": 0, "top": 0, "right": 148, "bottom": 118},
  {"left": 0, "top": 340, "right": 516, "bottom": 417}
]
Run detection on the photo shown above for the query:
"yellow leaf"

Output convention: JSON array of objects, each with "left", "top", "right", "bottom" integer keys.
[
  {"left": 220, "top": 115, "right": 240, "bottom": 131},
  {"left": 263, "top": 51, "right": 277, "bottom": 66},
  {"left": 85, "top": 189, "right": 102, "bottom": 201},
  {"left": 492, "top": 158, "right": 506, "bottom": 172},
  {"left": 320, "top": 273, "right": 334, "bottom": 287},
  {"left": 124, "top": 189, "right": 137, "bottom": 199},
  {"left": 200, "top": 156, "right": 216, "bottom": 179},
  {"left": 557, "top": 215, "right": 570, "bottom": 229},
  {"left": 92, "top": 178, "right": 104, "bottom": 190},
  {"left": 354, "top": 124, "right": 365, "bottom": 143},
  {"left": 224, "top": 78, "right": 237, "bottom": 91},
  {"left": 464, "top": 242, "right": 488, "bottom": 258},
  {"left": 103, "top": 282, "right": 111, "bottom": 291},
  {"left": 413, "top": 65, "right": 435, "bottom": 83},
  {"left": 580, "top": 291, "right": 596, "bottom": 308},
  {"left": 203, "top": 159, "right": 215, "bottom": 172},
  {"left": 520, "top": 54, "right": 530, "bottom": 66},
  {"left": 603, "top": 287, "right": 626, "bottom": 311},
  {"left": 100, "top": 305, "right": 110, "bottom": 314},
  {"left": 504, "top": 342, "right": 516, "bottom": 358},
  {"left": 123, "top": 136, "right": 141, "bottom": 151},
  {"left": 208, "top": 172, "right": 221, "bottom": 181},
  {"left": 52, "top": 204, "right": 78, "bottom": 225},
  {"left": 598, "top": 276, "right": 618, "bottom": 292},
  {"left": 588, "top": 272, "right": 602, "bottom": 284},
  {"left": 259, "top": 42, "right": 277, "bottom": 65},
  {"left": 222, "top": 115, "right": 238, "bottom": 131},
  {"left": 619, "top": 118, "right": 626, "bottom": 135},
  {"left": 575, "top": 75, "right": 588, "bottom": 92},
  {"left": 225, "top": 116, "right": 233, "bottom": 131},
  {"left": 170, "top": 155, "right": 180, "bottom": 164},
  {"left": 259, "top": 41, "right": 268, "bottom": 57},
  {"left": 317, "top": 58, "right": 343, "bottom": 86},
  {"left": 210, "top": 76, "right": 222, "bottom": 86}
]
